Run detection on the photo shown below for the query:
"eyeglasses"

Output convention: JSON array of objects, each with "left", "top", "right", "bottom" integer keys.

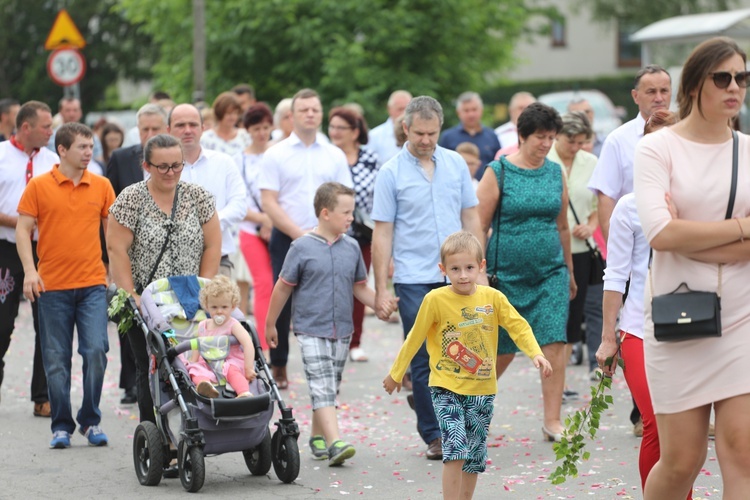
[
  {"left": 147, "top": 161, "right": 185, "bottom": 173},
  {"left": 708, "top": 71, "right": 750, "bottom": 89},
  {"left": 328, "top": 124, "right": 353, "bottom": 131}
]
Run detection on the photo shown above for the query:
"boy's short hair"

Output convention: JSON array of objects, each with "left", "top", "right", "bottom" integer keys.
[
  {"left": 455, "top": 142, "right": 480, "bottom": 158},
  {"left": 199, "top": 275, "right": 240, "bottom": 311},
  {"left": 314, "top": 182, "right": 355, "bottom": 217},
  {"left": 440, "top": 231, "right": 483, "bottom": 265},
  {"left": 55, "top": 122, "right": 93, "bottom": 151}
]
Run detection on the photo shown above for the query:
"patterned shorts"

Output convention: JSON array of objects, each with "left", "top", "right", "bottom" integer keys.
[
  {"left": 297, "top": 334, "right": 351, "bottom": 410},
  {"left": 430, "top": 387, "right": 495, "bottom": 473}
]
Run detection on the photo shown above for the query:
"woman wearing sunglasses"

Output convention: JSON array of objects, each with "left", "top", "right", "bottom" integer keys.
[
  {"left": 632, "top": 37, "right": 750, "bottom": 499},
  {"left": 108, "top": 134, "right": 221, "bottom": 424}
]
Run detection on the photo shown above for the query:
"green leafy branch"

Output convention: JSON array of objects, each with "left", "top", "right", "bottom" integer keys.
[
  {"left": 107, "top": 288, "right": 135, "bottom": 336},
  {"left": 548, "top": 356, "right": 625, "bottom": 485}
]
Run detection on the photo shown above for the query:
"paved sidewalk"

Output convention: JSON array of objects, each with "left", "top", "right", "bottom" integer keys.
[{"left": 0, "top": 303, "right": 722, "bottom": 499}]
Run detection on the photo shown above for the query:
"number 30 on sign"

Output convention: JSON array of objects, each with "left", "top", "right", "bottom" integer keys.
[{"left": 47, "top": 48, "right": 86, "bottom": 87}]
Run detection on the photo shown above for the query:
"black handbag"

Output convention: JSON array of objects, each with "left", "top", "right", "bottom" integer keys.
[
  {"left": 651, "top": 284, "right": 721, "bottom": 342},
  {"left": 568, "top": 200, "right": 605, "bottom": 285},
  {"left": 649, "top": 130, "right": 738, "bottom": 342},
  {"left": 352, "top": 207, "right": 375, "bottom": 240}
]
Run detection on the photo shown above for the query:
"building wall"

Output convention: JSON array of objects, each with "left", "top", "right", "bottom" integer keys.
[{"left": 505, "top": 1, "right": 636, "bottom": 81}]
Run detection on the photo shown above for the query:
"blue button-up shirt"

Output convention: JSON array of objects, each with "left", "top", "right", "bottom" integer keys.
[{"left": 371, "top": 144, "right": 478, "bottom": 284}]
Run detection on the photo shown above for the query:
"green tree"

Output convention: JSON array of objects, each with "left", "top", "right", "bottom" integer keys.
[
  {"left": 0, "top": 0, "right": 154, "bottom": 113},
  {"left": 118, "top": 0, "right": 554, "bottom": 122},
  {"left": 574, "top": 0, "right": 739, "bottom": 26}
]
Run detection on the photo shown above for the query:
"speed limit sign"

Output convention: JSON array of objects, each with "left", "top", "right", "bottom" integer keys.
[{"left": 47, "top": 48, "right": 86, "bottom": 86}]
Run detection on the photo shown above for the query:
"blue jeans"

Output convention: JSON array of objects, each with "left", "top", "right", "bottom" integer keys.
[
  {"left": 394, "top": 282, "right": 445, "bottom": 445},
  {"left": 38, "top": 285, "right": 109, "bottom": 434}
]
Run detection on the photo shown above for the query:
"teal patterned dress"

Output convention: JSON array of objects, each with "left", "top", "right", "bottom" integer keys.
[{"left": 486, "top": 156, "right": 569, "bottom": 353}]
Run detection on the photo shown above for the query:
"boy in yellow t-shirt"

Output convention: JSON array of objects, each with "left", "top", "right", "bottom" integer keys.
[{"left": 383, "top": 231, "right": 552, "bottom": 499}]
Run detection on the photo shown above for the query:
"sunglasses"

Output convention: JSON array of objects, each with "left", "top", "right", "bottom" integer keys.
[{"left": 709, "top": 71, "right": 750, "bottom": 89}]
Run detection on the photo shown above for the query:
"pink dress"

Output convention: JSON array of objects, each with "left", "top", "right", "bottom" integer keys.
[
  {"left": 186, "top": 317, "right": 246, "bottom": 383},
  {"left": 634, "top": 128, "right": 750, "bottom": 414}
]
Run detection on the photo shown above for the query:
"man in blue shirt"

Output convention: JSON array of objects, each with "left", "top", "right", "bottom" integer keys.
[
  {"left": 438, "top": 92, "right": 500, "bottom": 179},
  {"left": 371, "top": 96, "right": 484, "bottom": 460}
]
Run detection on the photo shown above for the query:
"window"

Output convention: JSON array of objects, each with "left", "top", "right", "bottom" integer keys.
[
  {"left": 618, "top": 22, "right": 642, "bottom": 68},
  {"left": 551, "top": 18, "right": 566, "bottom": 47}
]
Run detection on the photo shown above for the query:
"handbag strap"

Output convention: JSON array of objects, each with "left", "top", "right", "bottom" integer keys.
[
  {"left": 726, "top": 130, "right": 739, "bottom": 219},
  {"left": 567, "top": 199, "right": 598, "bottom": 254},
  {"left": 137, "top": 183, "right": 180, "bottom": 294},
  {"left": 649, "top": 130, "right": 737, "bottom": 299},
  {"left": 491, "top": 162, "right": 505, "bottom": 272}
]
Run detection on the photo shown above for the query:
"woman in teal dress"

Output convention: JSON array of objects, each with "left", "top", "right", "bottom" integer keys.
[{"left": 477, "top": 103, "right": 576, "bottom": 442}]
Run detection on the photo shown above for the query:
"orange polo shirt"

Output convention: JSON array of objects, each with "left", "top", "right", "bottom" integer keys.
[{"left": 17, "top": 165, "right": 115, "bottom": 291}]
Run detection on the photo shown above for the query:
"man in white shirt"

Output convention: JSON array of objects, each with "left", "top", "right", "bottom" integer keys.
[
  {"left": 367, "top": 90, "right": 412, "bottom": 166},
  {"left": 587, "top": 65, "right": 671, "bottom": 241},
  {"left": 168, "top": 103, "right": 247, "bottom": 275},
  {"left": 494, "top": 91, "right": 536, "bottom": 149},
  {"left": 259, "top": 88, "right": 353, "bottom": 387},
  {"left": 0, "top": 101, "right": 58, "bottom": 417}
]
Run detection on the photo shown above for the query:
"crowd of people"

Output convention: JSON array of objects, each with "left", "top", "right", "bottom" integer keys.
[{"left": 1, "top": 35, "right": 750, "bottom": 499}]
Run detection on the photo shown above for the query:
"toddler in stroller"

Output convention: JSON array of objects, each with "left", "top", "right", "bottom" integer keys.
[
  {"left": 187, "top": 276, "right": 256, "bottom": 399},
  {"left": 127, "top": 275, "right": 300, "bottom": 492}
]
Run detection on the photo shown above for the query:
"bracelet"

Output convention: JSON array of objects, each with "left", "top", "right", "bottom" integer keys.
[{"left": 735, "top": 217, "right": 745, "bottom": 243}]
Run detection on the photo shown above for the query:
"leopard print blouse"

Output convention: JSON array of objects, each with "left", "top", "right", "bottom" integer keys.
[{"left": 109, "top": 180, "right": 215, "bottom": 291}]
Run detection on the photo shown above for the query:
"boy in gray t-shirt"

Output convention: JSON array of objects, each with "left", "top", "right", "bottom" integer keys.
[{"left": 266, "top": 182, "right": 397, "bottom": 467}]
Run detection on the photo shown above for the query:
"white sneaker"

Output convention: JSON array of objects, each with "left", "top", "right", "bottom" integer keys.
[{"left": 349, "top": 347, "right": 368, "bottom": 362}]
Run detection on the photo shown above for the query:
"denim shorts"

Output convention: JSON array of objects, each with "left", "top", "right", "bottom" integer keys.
[{"left": 430, "top": 387, "right": 495, "bottom": 473}]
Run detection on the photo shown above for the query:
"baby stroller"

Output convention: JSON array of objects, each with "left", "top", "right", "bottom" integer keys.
[{"left": 127, "top": 276, "right": 300, "bottom": 492}]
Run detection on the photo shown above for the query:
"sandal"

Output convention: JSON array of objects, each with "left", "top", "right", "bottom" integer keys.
[{"left": 272, "top": 365, "right": 288, "bottom": 389}]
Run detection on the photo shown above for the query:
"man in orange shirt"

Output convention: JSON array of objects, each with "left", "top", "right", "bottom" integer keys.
[{"left": 16, "top": 123, "right": 115, "bottom": 449}]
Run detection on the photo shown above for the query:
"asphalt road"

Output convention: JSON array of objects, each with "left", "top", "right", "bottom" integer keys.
[{"left": 0, "top": 302, "right": 722, "bottom": 499}]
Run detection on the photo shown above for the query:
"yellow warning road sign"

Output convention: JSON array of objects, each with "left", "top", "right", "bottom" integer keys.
[{"left": 44, "top": 9, "right": 86, "bottom": 50}]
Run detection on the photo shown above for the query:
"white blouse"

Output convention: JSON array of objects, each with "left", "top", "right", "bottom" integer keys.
[{"left": 603, "top": 193, "right": 649, "bottom": 339}]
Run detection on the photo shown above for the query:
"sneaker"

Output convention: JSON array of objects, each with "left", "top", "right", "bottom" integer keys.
[
  {"left": 50, "top": 430, "right": 71, "bottom": 449},
  {"left": 328, "top": 440, "right": 355, "bottom": 466},
  {"left": 349, "top": 347, "right": 369, "bottom": 362},
  {"left": 590, "top": 368, "right": 603, "bottom": 381},
  {"left": 309, "top": 435, "right": 328, "bottom": 460},
  {"left": 79, "top": 425, "right": 108, "bottom": 446}
]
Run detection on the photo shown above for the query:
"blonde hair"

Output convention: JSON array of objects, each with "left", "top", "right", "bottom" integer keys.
[
  {"left": 199, "top": 275, "right": 240, "bottom": 311},
  {"left": 440, "top": 231, "right": 483, "bottom": 265},
  {"left": 455, "top": 141, "right": 480, "bottom": 158}
]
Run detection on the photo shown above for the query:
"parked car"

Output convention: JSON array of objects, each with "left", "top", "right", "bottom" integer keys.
[{"left": 538, "top": 89, "right": 626, "bottom": 138}]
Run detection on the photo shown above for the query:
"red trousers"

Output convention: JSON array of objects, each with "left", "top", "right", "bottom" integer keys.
[
  {"left": 351, "top": 242, "right": 371, "bottom": 349},
  {"left": 620, "top": 332, "right": 692, "bottom": 499},
  {"left": 239, "top": 231, "right": 273, "bottom": 350}
]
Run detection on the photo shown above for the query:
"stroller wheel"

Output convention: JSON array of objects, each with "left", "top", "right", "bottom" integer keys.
[
  {"left": 243, "top": 427, "right": 272, "bottom": 476},
  {"left": 271, "top": 429, "right": 300, "bottom": 484},
  {"left": 178, "top": 439, "right": 205, "bottom": 493},
  {"left": 133, "top": 422, "right": 165, "bottom": 486}
]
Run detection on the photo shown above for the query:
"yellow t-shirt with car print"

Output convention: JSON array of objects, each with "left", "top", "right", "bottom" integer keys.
[{"left": 389, "top": 285, "right": 542, "bottom": 396}]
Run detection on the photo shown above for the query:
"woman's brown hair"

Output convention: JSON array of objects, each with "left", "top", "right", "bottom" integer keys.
[{"left": 678, "top": 37, "right": 747, "bottom": 120}]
